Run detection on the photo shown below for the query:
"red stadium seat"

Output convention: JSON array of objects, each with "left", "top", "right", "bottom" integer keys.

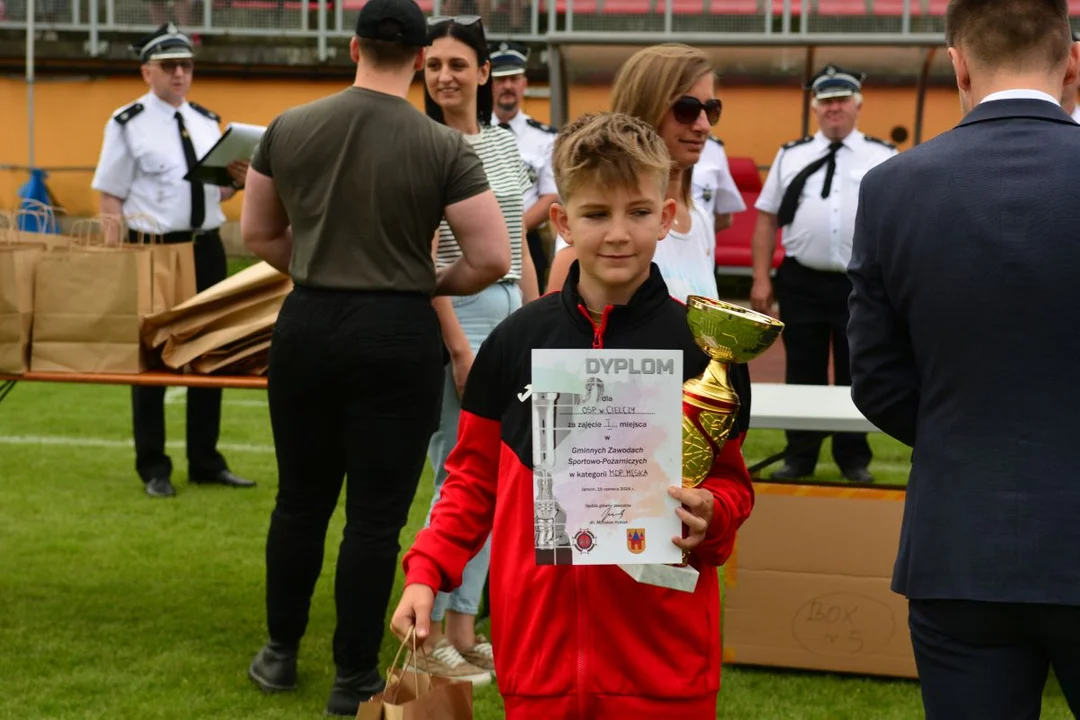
[
  {"left": 770, "top": 0, "right": 804, "bottom": 15},
  {"left": 926, "top": 0, "right": 947, "bottom": 14},
  {"left": 726, "top": 156, "right": 763, "bottom": 193},
  {"left": 668, "top": 0, "right": 706, "bottom": 12},
  {"left": 715, "top": 157, "right": 783, "bottom": 274},
  {"left": 815, "top": 0, "right": 867, "bottom": 13},
  {"left": 708, "top": 0, "right": 759, "bottom": 12},
  {"left": 872, "top": 0, "right": 921, "bottom": 14},
  {"left": 601, "top": 0, "right": 652, "bottom": 12}
]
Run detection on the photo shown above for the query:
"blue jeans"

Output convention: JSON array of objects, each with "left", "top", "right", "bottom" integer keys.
[{"left": 426, "top": 281, "right": 522, "bottom": 622}]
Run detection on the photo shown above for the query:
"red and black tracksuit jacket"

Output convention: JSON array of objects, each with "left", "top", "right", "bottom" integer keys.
[{"left": 404, "top": 263, "right": 754, "bottom": 720}]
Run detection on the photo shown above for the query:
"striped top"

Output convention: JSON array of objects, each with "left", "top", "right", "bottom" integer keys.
[{"left": 436, "top": 125, "right": 530, "bottom": 282}]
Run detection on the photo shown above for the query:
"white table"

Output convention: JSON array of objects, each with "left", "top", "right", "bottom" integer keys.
[
  {"left": 744, "top": 383, "right": 881, "bottom": 475},
  {"left": 748, "top": 382, "right": 880, "bottom": 434}
]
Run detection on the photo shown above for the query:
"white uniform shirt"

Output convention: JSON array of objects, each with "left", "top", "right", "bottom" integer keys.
[
  {"left": 755, "top": 129, "right": 897, "bottom": 272},
  {"left": 691, "top": 137, "right": 746, "bottom": 229},
  {"left": 91, "top": 91, "right": 227, "bottom": 234},
  {"left": 553, "top": 200, "right": 718, "bottom": 302},
  {"left": 491, "top": 111, "right": 557, "bottom": 212}
]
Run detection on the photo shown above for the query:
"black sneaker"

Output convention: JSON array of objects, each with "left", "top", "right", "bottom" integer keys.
[
  {"left": 248, "top": 641, "right": 298, "bottom": 693},
  {"left": 325, "top": 668, "right": 385, "bottom": 717},
  {"left": 145, "top": 477, "right": 176, "bottom": 498}
]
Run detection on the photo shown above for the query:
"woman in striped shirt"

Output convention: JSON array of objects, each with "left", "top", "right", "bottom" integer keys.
[{"left": 413, "top": 14, "right": 537, "bottom": 684}]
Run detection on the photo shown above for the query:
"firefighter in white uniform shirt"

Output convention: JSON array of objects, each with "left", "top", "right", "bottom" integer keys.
[
  {"left": 91, "top": 22, "right": 254, "bottom": 499},
  {"left": 488, "top": 41, "right": 558, "bottom": 291},
  {"left": 750, "top": 63, "right": 897, "bottom": 485},
  {"left": 691, "top": 134, "right": 746, "bottom": 235}
]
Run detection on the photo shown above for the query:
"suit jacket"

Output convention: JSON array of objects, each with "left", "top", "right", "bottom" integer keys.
[{"left": 848, "top": 98, "right": 1080, "bottom": 605}]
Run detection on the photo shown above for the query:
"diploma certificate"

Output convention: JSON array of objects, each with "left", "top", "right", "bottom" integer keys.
[{"left": 530, "top": 348, "right": 683, "bottom": 566}]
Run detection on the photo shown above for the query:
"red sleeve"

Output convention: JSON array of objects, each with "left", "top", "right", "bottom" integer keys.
[
  {"left": 691, "top": 432, "right": 754, "bottom": 567},
  {"left": 402, "top": 410, "right": 501, "bottom": 593}
]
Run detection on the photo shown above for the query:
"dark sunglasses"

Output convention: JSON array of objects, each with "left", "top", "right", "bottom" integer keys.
[
  {"left": 672, "top": 96, "right": 722, "bottom": 126},
  {"left": 157, "top": 59, "right": 194, "bottom": 73},
  {"left": 427, "top": 14, "right": 482, "bottom": 26}
]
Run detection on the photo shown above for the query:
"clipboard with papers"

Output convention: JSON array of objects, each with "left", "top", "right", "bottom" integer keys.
[{"left": 184, "top": 122, "right": 266, "bottom": 186}]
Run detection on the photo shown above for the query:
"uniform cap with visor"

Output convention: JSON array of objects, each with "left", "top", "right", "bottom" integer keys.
[
  {"left": 807, "top": 63, "right": 866, "bottom": 100},
  {"left": 130, "top": 22, "right": 195, "bottom": 62}
]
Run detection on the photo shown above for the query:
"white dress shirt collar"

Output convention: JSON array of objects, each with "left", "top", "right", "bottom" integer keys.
[{"left": 980, "top": 88, "right": 1061, "bottom": 106}]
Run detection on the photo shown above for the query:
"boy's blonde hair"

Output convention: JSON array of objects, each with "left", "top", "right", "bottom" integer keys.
[
  {"left": 552, "top": 112, "right": 673, "bottom": 203},
  {"left": 610, "top": 43, "right": 715, "bottom": 204}
]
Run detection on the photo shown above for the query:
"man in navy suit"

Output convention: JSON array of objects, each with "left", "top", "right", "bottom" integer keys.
[{"left": 847, "top": 0, "right": 1080, "bottom": 716}]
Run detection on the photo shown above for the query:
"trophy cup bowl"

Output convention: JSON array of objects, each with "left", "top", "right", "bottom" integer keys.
[
  {"left": 685, "top": 296, "right": 784, "bottom": 365},
  {"left": 682, "top": 296, "right": 784, "bottom": 489}
]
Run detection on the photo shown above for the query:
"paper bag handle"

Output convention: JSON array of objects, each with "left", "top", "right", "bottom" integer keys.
[{"left": 385, "top": 626, "right": 432, "bottom": 704}]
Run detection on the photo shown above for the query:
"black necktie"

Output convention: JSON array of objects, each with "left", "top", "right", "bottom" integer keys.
[
  {"left": 776, "top": 141, "right": 844, "bottom": 228},
  {"left": 499, "top": 122, "right": 513, "bottom": 133},
  {"left": 175, "top": 111, "right": 205, "bottom": 231}
]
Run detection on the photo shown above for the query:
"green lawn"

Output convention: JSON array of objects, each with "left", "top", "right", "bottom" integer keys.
[{"left": 0, "top": 259, "right": 1071, "bottom": 718}]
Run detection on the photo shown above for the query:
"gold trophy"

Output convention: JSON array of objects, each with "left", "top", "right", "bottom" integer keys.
[{"left": 620, "top": 296, "right": 783, "bottom": 592}]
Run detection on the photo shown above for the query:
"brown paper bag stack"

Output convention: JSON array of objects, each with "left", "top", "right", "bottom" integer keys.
[
  {"left": 30, "top": 243, "right": 156, "bottom": 374},
  {"left": 0, "top": 241, "right": 44, "bottom": 374},
  {"left": 0, "top": 204, "right": 73, "bottom": 374},
  {"left": 24, "top": 213, "right": 201, "bottom": 375},
  {"left": 356, "top": 629, "right": 474, "bottom": 720},
  {"left": 142, "top": 261, "right": 291, "bottom": 377}
]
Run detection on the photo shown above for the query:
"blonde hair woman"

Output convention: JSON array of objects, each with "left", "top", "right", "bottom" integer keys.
[{"left": 547, "top": 43, "right": 723, "bottom": 302}]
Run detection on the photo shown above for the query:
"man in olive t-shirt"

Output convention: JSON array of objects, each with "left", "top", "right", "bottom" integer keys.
[{"left": 240, "top": 0, "right": 511, "bottom": 715}]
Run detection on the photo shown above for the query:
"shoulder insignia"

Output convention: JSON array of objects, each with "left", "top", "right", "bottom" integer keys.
[
  {"left": 708, "top": 135, "right": 724, "bottom": 146},
  {"left": 782, "top": 136, "right": 813, "bottom": 150},
  {"left": 525, "top": 117, "right": 557, "bottom": 134},
  {"left": 113, "top": 102, "right": 144, "bottom": 126},
  {"left": 188, "top": 101, "right": 221, "bottom": 123},
  {"left": 864, "top": 134, "right": 897, "bottom": 150}
]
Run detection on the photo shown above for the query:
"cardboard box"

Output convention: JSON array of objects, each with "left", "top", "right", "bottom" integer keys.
[{"left": 722, "top": 482, "right": 917, "bottom": 679}]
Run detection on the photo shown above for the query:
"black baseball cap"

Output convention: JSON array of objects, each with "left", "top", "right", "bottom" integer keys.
[{"left": 355, "top": 0, "right": 429, "bottom": 47}]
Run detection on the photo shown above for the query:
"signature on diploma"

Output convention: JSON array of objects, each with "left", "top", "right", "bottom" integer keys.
[{"left": 599, "top": 505, "right": 627, "bottom": 523}]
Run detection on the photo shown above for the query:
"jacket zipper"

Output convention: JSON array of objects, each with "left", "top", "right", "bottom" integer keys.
[
  {"left": 574, "top": 303, "right": 610, "bottom": 716},
  {"left": 577, "top": 305, "right": 612, "bottom": 349}
]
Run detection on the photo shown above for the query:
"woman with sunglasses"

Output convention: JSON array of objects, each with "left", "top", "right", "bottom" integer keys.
[
  {"left": 413, "top": 13, "right": 538, "bottom": 686},
  {"left": 546, "top": 43, "right": 725, "bottom": 303}
]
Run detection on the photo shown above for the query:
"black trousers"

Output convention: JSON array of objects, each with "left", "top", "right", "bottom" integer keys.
[
  {"left": 909, "top": 598, "right": 1080, "bottom": 719},
  {"left": 129, "top": 230, "right": 229, "bottom": 483},
  {"left": 263, "top": 286, "right": 444, "bottom": 674},
  {"left": 527, "top": 228, "right": 548, "bottom": 295},
  {"left": 773, "top": 256, "right": 871, "bottom": 472}
]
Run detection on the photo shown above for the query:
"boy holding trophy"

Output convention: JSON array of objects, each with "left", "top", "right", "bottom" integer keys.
[{"left": 392, "top": 112, "right": 779, "bottom": 718}]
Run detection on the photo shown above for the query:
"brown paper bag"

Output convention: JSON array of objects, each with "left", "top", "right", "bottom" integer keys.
[
  {"left": 357, "top": 629, "right": 473, "bottom": 720},
  {"left": 0, "top": 245, "right": 44, "bottom": 374},
  {"left": 142, "top": 261, "right": 291, "bottom": 350},
  {"left": 189, "top": 335, "right": 271, "bottom": 375},
  {"left": 72, "top": 216, "right": 197, "bottom": 314},
  {"left": 12, "top": 201, "right": 72, "bottom": 249},
  {"left": 160, "top": 294, "right": 282, "bottom": 369},
  {"left": 30, "top": 245, "right": 154, "bottom": 374}
]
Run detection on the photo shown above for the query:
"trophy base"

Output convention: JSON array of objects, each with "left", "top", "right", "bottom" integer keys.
[{"left": 618, "top": 563, "right": 700, "bottom": 593}]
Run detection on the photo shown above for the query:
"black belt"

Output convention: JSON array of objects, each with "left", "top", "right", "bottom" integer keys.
[{"left": 127, "top": 228, "right": 221, "bottom": 244}]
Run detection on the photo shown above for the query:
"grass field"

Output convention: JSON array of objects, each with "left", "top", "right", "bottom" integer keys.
[{"left": 0, "top": 262, "right": 1073, "bottom": 719}]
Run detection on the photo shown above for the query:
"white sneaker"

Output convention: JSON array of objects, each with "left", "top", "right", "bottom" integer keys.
[
  {"left": 460, "top": 634, "right": 495, "bottom": 675},
  {"left": 408, "top": 638, "right": 492, "bottom": 686}
]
